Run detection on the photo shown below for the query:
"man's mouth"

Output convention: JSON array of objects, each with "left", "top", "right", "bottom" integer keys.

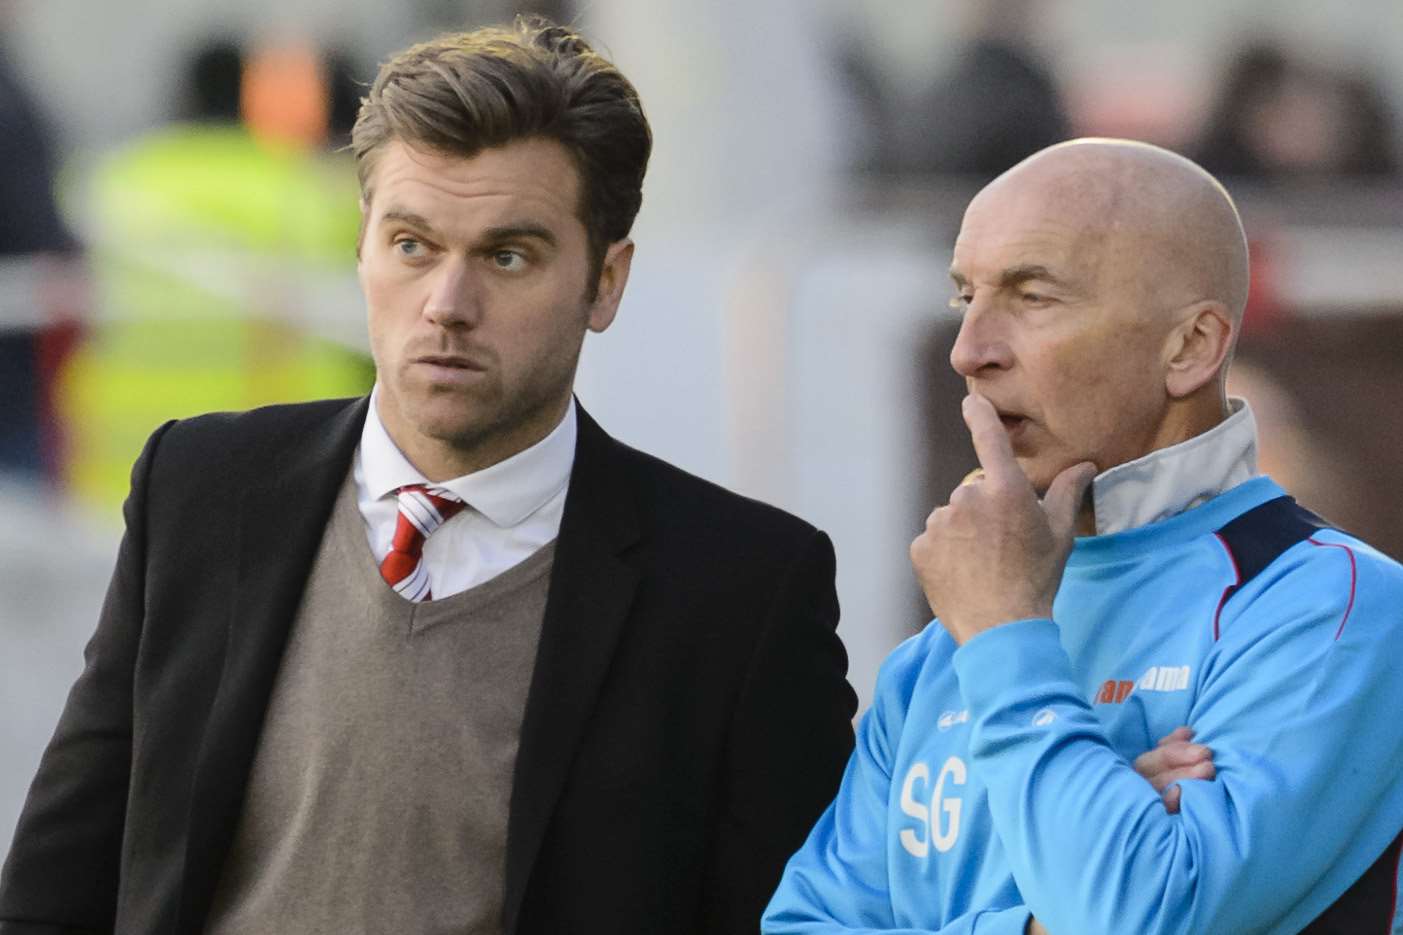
[{"left": 414, "top": 354, "right": 487, "bottom": 371}]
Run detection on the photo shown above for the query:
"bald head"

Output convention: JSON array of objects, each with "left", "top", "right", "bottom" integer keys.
[
  {"left": 975, "top": 138, "right": 1250, "bottom": 326},
  {"left": 948, "top": 139, "right": 1252, "bottom": 491}
]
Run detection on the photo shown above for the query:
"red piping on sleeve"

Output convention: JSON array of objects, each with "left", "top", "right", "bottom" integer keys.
[
  {"left": 1308, "top": 538, "right": 1358, "bottom": 640},
  {"left": 1212, "top": 532, "right": 1242, "bottom": 642}
]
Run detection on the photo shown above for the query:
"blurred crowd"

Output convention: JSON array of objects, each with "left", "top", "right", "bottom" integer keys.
[
  {"left": 0, "top": 26, "right": 375, "bottom": 505},
  {"left": 2, "top": 2, "right": 1401, "bottom": 508},
  {"left": 836, "top": 3, "right": 1400, "bottom": 181}
]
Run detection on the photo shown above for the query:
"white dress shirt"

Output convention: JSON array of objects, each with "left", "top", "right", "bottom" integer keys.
[
  {"left": 353, "top": 388, "right": 576, "bottom": 598},
  {"left": 1091, "top": 397, "right": 1259, "bottom": 535}
]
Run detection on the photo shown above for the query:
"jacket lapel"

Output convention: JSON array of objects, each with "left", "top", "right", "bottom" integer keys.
[
  {"left": 178, "top": 396, "right": 368, "bottom": 930},
  {"left": 502, "top": 403, "right": 643, "bottom": 933}
]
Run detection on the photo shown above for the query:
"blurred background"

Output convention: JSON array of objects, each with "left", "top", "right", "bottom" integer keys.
[{"left": 2, "top": 0, "right": 1401, "bottom": 847}]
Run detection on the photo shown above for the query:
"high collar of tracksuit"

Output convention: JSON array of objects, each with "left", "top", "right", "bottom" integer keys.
[{"left": 1088, "top": 397, "right": 1258, "bottom": 539}]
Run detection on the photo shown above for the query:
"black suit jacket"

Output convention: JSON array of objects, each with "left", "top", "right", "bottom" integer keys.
[{"left": 0, "top": 397, "right": 856, "bottom": 934}]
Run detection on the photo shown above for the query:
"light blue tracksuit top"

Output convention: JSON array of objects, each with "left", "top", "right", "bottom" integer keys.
[{"left": 765, "top": 476, "right": 1403, "bottom": 935}]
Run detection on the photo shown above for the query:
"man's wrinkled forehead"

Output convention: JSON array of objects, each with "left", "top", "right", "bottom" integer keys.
[
  {"left": 974, "top": 157, "right": 1124, "bottom": 229},
  {"left": 954, "top": 174, "right": 1116, "bottom": 279}
]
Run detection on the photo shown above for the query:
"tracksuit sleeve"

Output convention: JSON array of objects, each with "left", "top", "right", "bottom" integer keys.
[
  {"left": 762, "top": 651, "right": 1035, "bottom": 935},
  {"left": 953, "top": 544, "right": 1403, "bottom": 935}
]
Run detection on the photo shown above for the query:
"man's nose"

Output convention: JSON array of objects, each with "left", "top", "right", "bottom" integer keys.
[
  {"left": 423, "top": 258, "right": 482, "bottom": 328},
  {"left": 948, "top": 302, "right": 1013, "bottom": 378}
]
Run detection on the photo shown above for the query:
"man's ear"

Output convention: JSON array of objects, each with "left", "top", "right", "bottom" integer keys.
[
  {"left": 587, "top": 239, "right": 634, "bottom": 333},
  {"left": 1164, "top": 301, "right": 1234, "bottom": 398}
]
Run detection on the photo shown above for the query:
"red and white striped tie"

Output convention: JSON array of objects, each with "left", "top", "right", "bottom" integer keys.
[{"left": 379, "top": 484, "right": 467, "bottom": 602}]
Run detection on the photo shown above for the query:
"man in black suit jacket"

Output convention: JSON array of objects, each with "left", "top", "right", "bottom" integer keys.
[{"left": 0, "top": 17, "right": 855, "bottom": 934}]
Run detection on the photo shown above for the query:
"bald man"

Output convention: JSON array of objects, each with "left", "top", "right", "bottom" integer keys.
[{"left": 764, "top": 139, "right": 1403, "bottom": 935}]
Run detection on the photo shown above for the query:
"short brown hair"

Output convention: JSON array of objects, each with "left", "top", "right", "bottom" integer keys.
[{"left": 352, "top": 16, "right": 652, "bottom": 277}]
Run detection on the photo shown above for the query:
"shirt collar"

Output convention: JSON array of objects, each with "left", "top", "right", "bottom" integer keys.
[
  {"left": 1091, "top": 397, "right": 1258, "bottom": 536},
  {"left": 359, "top": 387, "right": 577, "bottom": 528}
]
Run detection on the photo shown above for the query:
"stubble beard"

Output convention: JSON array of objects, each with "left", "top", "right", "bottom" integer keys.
[{"left": 402, "top": 347, "right": 582, "bottom": 471}]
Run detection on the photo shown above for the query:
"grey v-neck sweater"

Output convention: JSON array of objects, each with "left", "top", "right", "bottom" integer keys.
[{"left": 206, "top": 471, "right": 554, "bottom": 935}]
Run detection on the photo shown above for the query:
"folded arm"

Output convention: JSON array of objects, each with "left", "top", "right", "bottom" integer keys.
[
  {"left": 763, "top": 645, "right": 1213, "bottom": 935},
  {"left": 957, "top": 559, "right": 1403, "bottom": 935}
]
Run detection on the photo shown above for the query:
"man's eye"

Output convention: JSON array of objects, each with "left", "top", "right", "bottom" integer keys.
[
  {"left": 948, "top": 292, "right": 973, "bottom": 310},
  {"left": 491, "top": 250, "right": 526, "bottom": 272},
  {"left": 394, "top": 238, "right": 425, "bottom": 258},
  {"left": 1020, "top": 291, "right": 1052, "bottom": 305}
]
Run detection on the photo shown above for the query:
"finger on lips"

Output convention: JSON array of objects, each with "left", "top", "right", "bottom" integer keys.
[{"left": 961, "top": 393, "right": 1022, "bottom": 484}]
